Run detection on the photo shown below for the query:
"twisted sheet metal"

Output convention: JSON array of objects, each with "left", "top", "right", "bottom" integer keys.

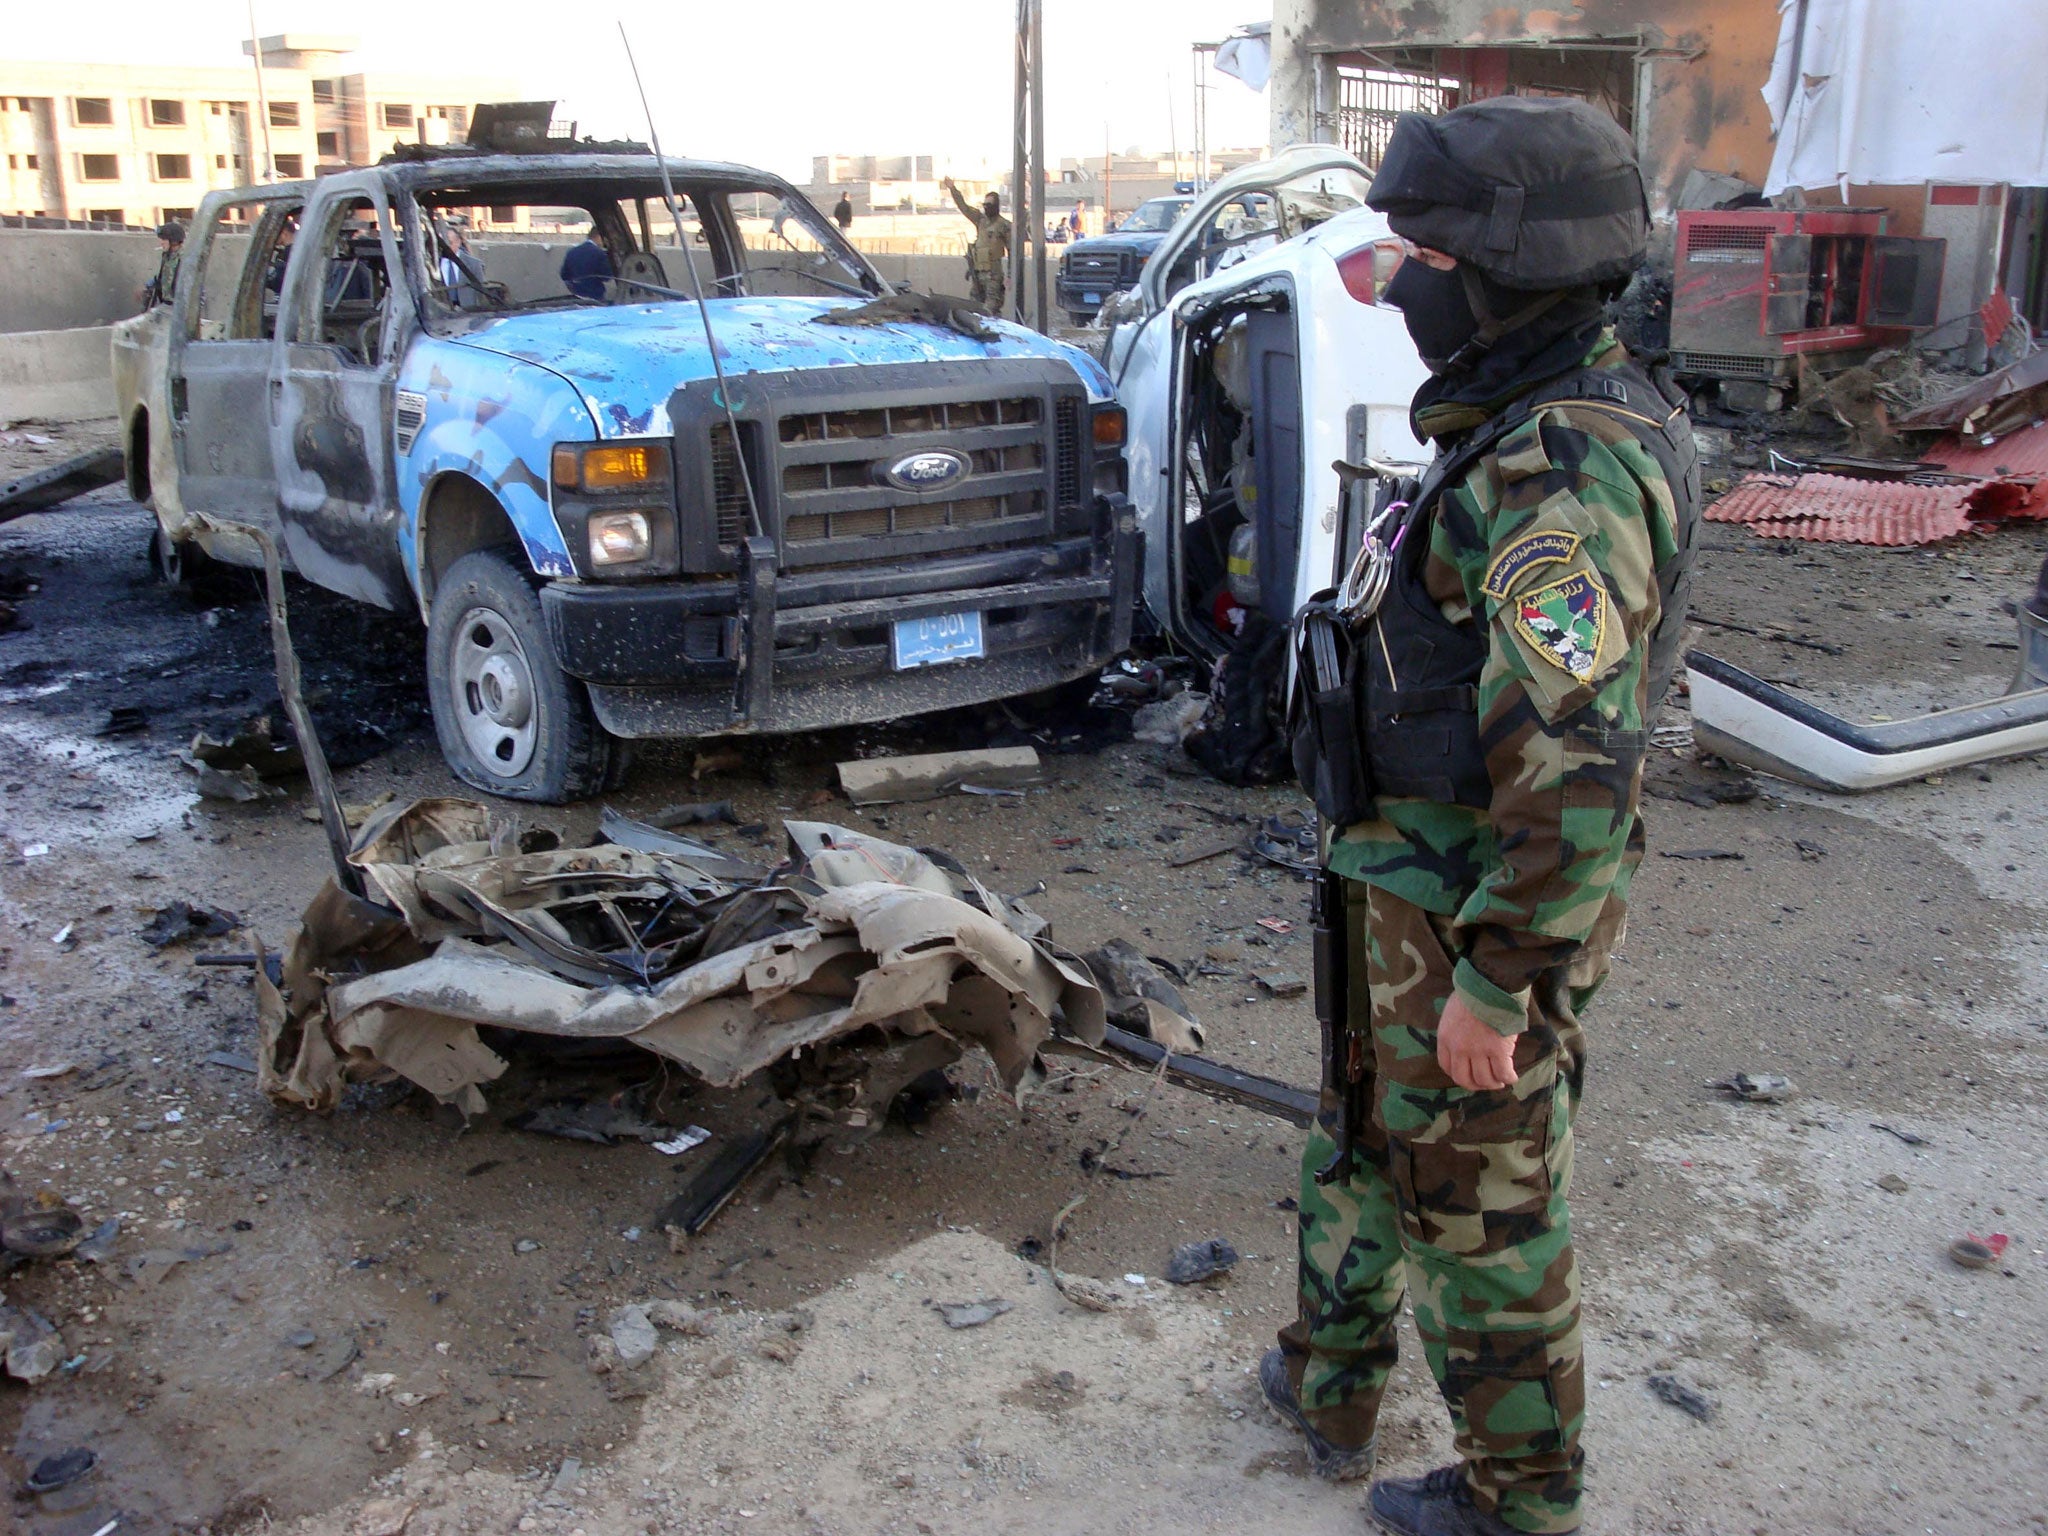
[{"left": 1925, "top": 419, "right": 2048, "bottom": 508}]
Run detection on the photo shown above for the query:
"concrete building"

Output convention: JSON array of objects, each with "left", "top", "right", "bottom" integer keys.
[
  {"left": 800, "top": 146, "right": 1271, "bottom": 246},
  {"left": 1263, "top": 0, "right": 2048, "bottom": 356},
  {"left": 0, "top": 35, "right": 519, "bottom": 229},
  {"left": 1264, "top": 0, "right": 1783, "bottom": 209}
]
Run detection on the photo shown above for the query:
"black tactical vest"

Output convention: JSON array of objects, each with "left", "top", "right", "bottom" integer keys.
[{"left": 1359, "top": 361, "right": 1700, "bottom": 810}]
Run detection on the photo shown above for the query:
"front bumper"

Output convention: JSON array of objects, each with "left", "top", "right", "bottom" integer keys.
[
  {"left": 539, "top": 496, "right": 1137, "bottom": 738},
  {"left": 1056, "top": 279, "right": 1128, "bottom": 317}
]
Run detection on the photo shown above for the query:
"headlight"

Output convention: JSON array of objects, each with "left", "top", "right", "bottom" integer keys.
[
  {"left": 551, "top": 441, "right": 672, "bottom": 492},
  {"left": 1092, "top": 405, "right": 1127, "bottom": 448},
  {"left": 588, "top": 511, "right": 653, "bottom": 566}
]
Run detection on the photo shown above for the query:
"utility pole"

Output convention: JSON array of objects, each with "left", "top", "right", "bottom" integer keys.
[
  {"left": 1010, "top": 1, "right": 1027, "bottom": 324},
  {"left": 247, "top": 0, "right": 276, "bottom": 183},
  {"left": 1103, "top": 120, "right": 1113, "bottom": 233},
  {"left": 1009, "top": 0, "right": 1047, "bottom": 332},
  {"left": 1166, "top": 73, "right": 1179, "bottom": 186},
  {"left": 1028, "top": 0, "right": 1046, "bottom": 333}
]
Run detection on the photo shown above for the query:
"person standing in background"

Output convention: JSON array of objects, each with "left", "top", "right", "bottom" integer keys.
[
  {"left": 943, "top": 177, "right": 1011, "bottom": 315},
  {"left": 141, "top": 222, "right": 183, "bottom": 309}
]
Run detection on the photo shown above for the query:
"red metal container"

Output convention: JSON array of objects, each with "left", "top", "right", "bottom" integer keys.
[{"left": 1670, "top": 207, "right": 1945, "bottom": 385}]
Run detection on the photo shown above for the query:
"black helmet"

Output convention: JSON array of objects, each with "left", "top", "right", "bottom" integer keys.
[
  {"left": 156, "top": 221, "right": 185, "bottom": 245},
  {"left": 1366, "top": 96, "right": 1648, "bottom": 290}
]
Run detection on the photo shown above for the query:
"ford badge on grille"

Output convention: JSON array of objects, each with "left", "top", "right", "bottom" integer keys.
[{"left": 880, "top": 448, "right": 970, "bottom": 494}]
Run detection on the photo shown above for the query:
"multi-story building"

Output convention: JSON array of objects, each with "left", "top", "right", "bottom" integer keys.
[{"left": 0, "top": 35, "right": 519, "bottom": 229}]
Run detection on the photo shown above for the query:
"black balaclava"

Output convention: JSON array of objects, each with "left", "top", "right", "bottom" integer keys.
[
  {"left": 1386, "top": 257, "right": 1611, "bottom": 429},
  {"left": 1381, "top": 257, "right": 1477, "bottom": 373}
]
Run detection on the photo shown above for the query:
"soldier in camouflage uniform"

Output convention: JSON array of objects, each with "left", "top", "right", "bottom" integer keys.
[
  {"left": 1260, "top": 98, "right": 1699, "bottom": 1536},
  {"left": 943, "top": 177, "right": 1011, "bottom": 315}
]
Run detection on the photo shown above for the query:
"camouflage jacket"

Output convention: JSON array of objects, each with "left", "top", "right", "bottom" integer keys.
[
  {"left": 947, "top": 185, "right": 1012, "bottom": 274},
  {"left": 1328, "top": 332, "right": 1682, "bottom": 1035}
]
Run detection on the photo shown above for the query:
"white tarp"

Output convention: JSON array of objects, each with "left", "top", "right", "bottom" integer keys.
[
  {"left": 1763, "top": 0, "right": 2048, "bottom": 194},
  {"left": 1214, "top": 22, "right": 1272, "bottom": 93}
]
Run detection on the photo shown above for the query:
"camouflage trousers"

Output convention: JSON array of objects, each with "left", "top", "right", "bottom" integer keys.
[
  {"left": 1277, "top": 882, "right": 1596, "bottom": 1534},
  {"left": 968, "top": 267, "right": 1007, "bottom": 315}
]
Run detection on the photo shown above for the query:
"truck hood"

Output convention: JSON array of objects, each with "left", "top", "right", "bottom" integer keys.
[{"left": 447, "top": 297, "right": 1111, "bottom": 438}]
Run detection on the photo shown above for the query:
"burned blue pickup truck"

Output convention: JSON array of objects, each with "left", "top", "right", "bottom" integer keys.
[{"left": 113, "top": 138, "right": 1132, "bottom": 801}]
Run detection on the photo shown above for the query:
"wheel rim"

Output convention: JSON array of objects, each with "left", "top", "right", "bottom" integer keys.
[{"left": 448, "top": 605, "right": 539, "bottom": 778}]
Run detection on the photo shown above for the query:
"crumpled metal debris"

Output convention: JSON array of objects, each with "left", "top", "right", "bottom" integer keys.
[
  {"left": 257, "top": 799, "right": 1112, "bottom": 1124},
  {"left": 813, "top": 290, "right": 998, "bottom": 341},
  {"left": 1080, "top": 938, "right": 1204, "bottom": 1053}
]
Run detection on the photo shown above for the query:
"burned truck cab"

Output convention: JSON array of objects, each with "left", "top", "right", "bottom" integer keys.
[{"left": 117, "top": 135, "right": 1132, "bottom": 803}]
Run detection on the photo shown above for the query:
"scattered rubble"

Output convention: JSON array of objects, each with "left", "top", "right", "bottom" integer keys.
[
  {"left": 933, "top": 1298, "right": 1013, "bottom": 1329},
  {"left": 0, "top": 1311, "right": 65, "bottom": 1383},
  {"left": 0, "top": 1173, "right": 86, "bottom": 1259},
  {"left": 608, "top": 1305, "right": 659, "bottom": 1367},
  {"left": 1164, "top": 1237, "right": 1240, "bottom": 1285},
  {"left": 1948, "top": 1233, "right": 2009, "bottom": 1270},
  {"left": 836, "top": 746, "right": 1042, "bottom": 805},
  {"left": 1710, "top": 1072, "right": 1795, "bottom": 1103},
  {"left": 138, "top": 900, "right": 242, "bottom": 950},
  {"left": 1646, "top": 1372, "right": 1715, "bottom": 1422},
  {"left": 24, "top": 1446, "right": 97, "bottom": 1494}
]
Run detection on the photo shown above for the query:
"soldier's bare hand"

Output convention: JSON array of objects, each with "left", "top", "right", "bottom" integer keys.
[{"left": 1437, "top": 995, "right": 1520, "bottom": 1091}]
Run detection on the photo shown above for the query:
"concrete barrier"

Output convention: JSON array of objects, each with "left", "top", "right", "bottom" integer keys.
[
  {"left": 0, "top": 327, "right": 115, "bottom": 424},
  {"left": 0, "top": 230, "right": 160, "bottom": 334}
]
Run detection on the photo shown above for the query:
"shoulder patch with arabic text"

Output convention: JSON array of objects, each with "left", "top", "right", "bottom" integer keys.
[
  {"left": 1483, "top": 529, "right": 1582, "bottom": 600},
  {"left": 1512, "top": 571, "right": 1608, "bottom": 682}
]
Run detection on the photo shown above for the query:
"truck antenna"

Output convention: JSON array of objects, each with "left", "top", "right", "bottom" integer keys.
[{"left": 617, "top": 22, "right": 764, "bottom": 542}]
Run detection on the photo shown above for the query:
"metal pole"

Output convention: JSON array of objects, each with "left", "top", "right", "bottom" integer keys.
[
  {"left": 246, "top": 1, "right": 276, "bottom": 183},
  {"left": 1029, "top": 0, "right": 1047, "bottom": 333},
  {"left": 1011, "top": 0, "right": 1028, "bottom": 322},
  {"left": 1166, "top": 73, "right": 1179, "bottom": 186},
  {"left": 1103, "top": 120, "right": 1113, "bottom": 232},
  {"left": 618, "top": 24, "right": 763, "bottom": 544}
]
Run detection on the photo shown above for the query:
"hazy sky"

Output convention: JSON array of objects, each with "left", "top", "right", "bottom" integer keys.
[{"left": 13, "top": 2, "right": 1274, "bottom": 180}]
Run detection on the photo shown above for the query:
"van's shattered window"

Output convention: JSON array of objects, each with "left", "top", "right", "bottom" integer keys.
[{"left": 407, "top": 175, "right": 882, "bottom": 333}]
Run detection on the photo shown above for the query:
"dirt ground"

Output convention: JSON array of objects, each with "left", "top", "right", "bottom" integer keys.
[{"left": 0, "top": 416, "right": 2043, "bottom": 1536}]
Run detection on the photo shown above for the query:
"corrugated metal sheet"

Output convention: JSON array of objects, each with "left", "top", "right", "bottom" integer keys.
[
  {"left": 1705, "top": 473, "right": 1978, "bottom": 545},
  {"left": 1925, "top": 419, "right": 2048, "bottom": 494},
  {"left": 1708, "top": 432, "right": 2048, "bottom": 544}
]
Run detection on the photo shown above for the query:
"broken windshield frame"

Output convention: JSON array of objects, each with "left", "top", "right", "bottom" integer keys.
[{"left": 397, "top": 167, "right": 887, "bottom": 334}]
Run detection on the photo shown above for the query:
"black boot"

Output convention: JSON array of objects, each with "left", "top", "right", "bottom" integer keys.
[
  {"left": 1370, "top": 1464, "right": 1571, "bottom": 1536},
  {"left": 1256, "top": 1347, "right": 1376, "bottom": 1483}
]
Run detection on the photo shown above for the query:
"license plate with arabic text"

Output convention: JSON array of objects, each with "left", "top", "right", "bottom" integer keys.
[{"left": 892, "top": 610, "right": 985, "bottom": 669}]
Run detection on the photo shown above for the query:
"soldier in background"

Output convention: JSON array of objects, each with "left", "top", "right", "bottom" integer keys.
[
  {"left": 1262, "top": 96, "right": 1700, "bottom": 1536},
  {"left": 942, "top": 177, "right": 1011, "bottom": 315},
  {"left": 141, "top": 222, "right": 183, "bottom": 310}
]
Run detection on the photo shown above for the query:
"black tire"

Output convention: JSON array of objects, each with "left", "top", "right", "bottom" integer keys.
[
  {"left": 148, "top": 521, "right": 218, "bottom": 589},
  {"left": 426, "top": 549, "right": 619, "bottom": 803}
]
